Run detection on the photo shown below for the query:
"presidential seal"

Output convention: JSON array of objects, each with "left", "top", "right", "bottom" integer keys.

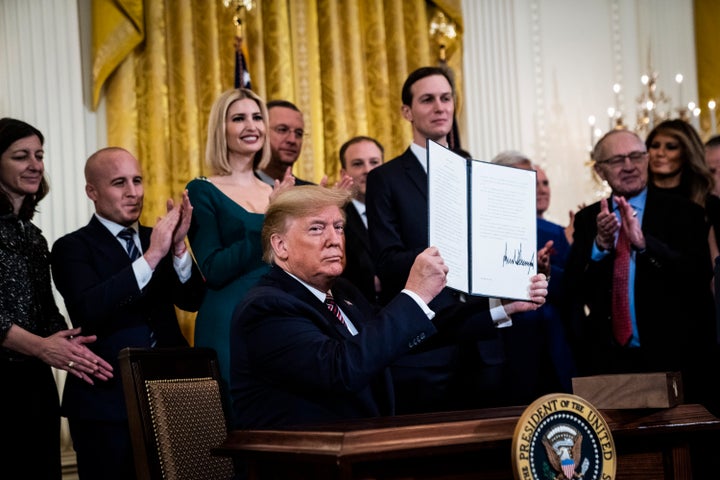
[{"left": 512, "top": 393, "right": 616, "bottom": 480}]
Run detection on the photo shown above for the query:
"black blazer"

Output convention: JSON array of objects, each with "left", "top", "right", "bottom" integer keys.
[
  {"left": 365, "top": 147, "right": 506, "bottom": 413},
  {"left": 50, "top": 216, "right": 205, "bottom": 421},
  {"left": 229, "top": 265, "right": 502, "bottom": 428},
  {"left": 366, "top": 148, "right": 428, "bottom": 304},
  {"left": 230, "top": 266, "right": 427, "bottom": 428},
  {"left": 564, "top": 187, "right": 715, "bottom": 383},
  {"left": 341, "top": 202, "right": 377, "bottom": 303}
]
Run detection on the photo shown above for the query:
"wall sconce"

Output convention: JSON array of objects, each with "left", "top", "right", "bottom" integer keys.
[{"left": 429, "top": 11, "right": 458, "bottom": 63}]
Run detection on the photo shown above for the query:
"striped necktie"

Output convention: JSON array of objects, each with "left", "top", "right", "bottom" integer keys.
[
  {"left": 118, "top": 228, "right": 141, "bottom": 261},
  {"left": 117, "top": 227, "right": 156, "bottom": 347},
  {"left": 325, "top": 292, "right": 346, "bottom": 326}
]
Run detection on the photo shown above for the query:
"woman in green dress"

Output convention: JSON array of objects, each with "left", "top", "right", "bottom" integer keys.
[{"left": 186, "top": 88, "right": 293, "bottom": 407}]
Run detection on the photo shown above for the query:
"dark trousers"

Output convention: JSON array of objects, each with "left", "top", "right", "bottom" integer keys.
[
  {"left": 69, "top": 417, "right": 136, "bottom": 480},
  {"left": 1, "top": 358, "right": 61, "bottom": 480}
]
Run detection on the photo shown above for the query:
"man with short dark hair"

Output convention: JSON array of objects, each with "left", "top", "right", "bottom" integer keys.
[
  {"left": 338, "top": 136, "right": 384, "bottom": 303},
  {"left": 229, "top": 185, "right": 548, "bottom": 429},
  {"left": 256, "top": 100, "right": 314, "bottom": 186},
  {"left": 366, "top": 66, "right": 536, "bottom": 413}
]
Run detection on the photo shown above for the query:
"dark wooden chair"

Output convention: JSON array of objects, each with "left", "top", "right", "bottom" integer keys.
[{"left": 119, "top": 347, "right": 235, "bottom": 480}]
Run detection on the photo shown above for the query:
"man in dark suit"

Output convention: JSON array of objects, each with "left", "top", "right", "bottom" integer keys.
[
  {"left": 490, "top": 151, "right": 576, "bottom": 401},
  {"left": 230, "top": 186, "right": 548, "bottom": 429},
  {"left": 51, "top": 147, "right": 205, "bottom": 480},
  {"left": 565, "top": 129, "right": 715, "bottom": 410},
  {"left": 365, "top": 66, "right": 522, "bottom": 413},
  {"left": 338, "top": 136, "right": 384, "bottom": 304}
]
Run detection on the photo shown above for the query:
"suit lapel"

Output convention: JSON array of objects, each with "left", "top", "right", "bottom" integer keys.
[
  {"left": 267, "top": 267, "right": 354, "bottom": 338},
  {"left": 87, "top": 216, "right": 135, "bottom": 268},
  {"left": 345, "top": 203, "right": 370, "bottom": 250},
  {"left": 400, "top": 148, "right": 428, "bottom": 199}
]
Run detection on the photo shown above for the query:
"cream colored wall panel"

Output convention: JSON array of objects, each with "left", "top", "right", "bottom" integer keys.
[{"left": 0, "top": 0, "right": 98, "bottom": 246}]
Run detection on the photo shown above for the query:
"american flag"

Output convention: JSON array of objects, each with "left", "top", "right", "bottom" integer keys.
[
  {"left": 234, "top": 37, "right": 251, "bottom": 89},
  {"left": 561, "top": 457, "right": 575, "bottom": 479}
]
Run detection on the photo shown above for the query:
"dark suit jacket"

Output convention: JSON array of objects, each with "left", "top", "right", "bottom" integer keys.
[
  {"left": 365, "top": 147, "right": 505, "bottom": 412},
  {"left": 564, "top": 187, "right": 715, "bottom": 401},
  {"left": 230, "top": 266, "right": 501, "bottom": 429},
  {"left": 501, "top": 218, "right": 576, "bottom": 402},
  {"left": 294, "top": 176, "right": 314, "bottom": 186},
  {"left": 50, "top": 216, "right": 205, "bottom": 421},
  {"left": 341, "top": 202, "right": 377, "bottom": 303},
  {"left": 366, "top": 148, "right": 497, "bottom": 314}
]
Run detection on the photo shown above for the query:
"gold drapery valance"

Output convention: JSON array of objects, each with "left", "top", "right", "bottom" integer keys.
[{"left": 91, "top": 0, "right": 144, "bottom": 109}]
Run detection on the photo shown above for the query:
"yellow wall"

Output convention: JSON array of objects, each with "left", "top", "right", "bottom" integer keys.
[{"left": 695, "top": 0, "right": 720, "bottom": 139}]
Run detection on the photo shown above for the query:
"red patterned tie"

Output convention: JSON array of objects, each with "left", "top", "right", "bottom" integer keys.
[
  {"left": 325, "top": 292, "right": 346, "bottom": 326},
  {"left": 611, "top": 227, "right": 632, "bottom": 346}
]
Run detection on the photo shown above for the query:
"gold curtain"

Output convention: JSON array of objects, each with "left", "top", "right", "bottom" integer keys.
[
  {"left": 695, "top": 0, "right": 720, "bottom": 139},
  {"left": 92, "top": 0, "right": 463, "bottom": 341}
]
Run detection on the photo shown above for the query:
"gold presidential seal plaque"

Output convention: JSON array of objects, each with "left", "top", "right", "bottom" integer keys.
[{"left": 512, "top": 393, "right": 616, "bottom": 480}]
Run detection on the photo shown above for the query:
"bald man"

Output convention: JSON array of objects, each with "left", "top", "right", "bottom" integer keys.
[{"left": 51, "top": 147, "right": 205, "bottom": 480}]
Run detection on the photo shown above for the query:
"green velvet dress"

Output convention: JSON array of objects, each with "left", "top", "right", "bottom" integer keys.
[{"left": 186, "top": 177, "right": 269, "bottom": 392}]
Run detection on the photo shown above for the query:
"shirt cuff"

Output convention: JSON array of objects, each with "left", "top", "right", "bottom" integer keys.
[
  {"left": 489, "top": 297, "right": 512, "bottom": 328},
  {"left": 173, "top": 250, "right": 192, "bottom": 283},
  {"left": 132, "top": 257, "right": 153, "bottom": 290},
  {"left": 401, "top": 289, "right": 436, "bottom": 320},
  {"left": 591, "top": 240, "right": 611, "bottom": 261}
]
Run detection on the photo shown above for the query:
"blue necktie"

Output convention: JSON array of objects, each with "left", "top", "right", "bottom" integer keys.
[
  {"left": 118, "top": 228, "right": 141, "bottom": 261},
  {"left": 117, "top": 228, "right": 156, "bottom": 347}
]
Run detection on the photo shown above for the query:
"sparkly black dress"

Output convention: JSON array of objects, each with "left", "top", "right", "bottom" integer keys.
[{"left": 0, "top": 212, "right": 66, "bottom": 479}]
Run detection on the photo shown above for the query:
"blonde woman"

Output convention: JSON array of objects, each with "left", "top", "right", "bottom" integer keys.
[{"left": 186, "top": 88, "right": 293, "bottom": 401}]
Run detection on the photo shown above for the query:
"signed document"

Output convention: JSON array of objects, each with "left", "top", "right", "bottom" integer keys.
[{"left": 427, "top": 140, "right": 537, "bottom": 300}]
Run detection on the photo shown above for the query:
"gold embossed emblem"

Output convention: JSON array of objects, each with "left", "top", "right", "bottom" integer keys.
[{"left": 512, "top": 393, "right": 616, "bottom": 480}]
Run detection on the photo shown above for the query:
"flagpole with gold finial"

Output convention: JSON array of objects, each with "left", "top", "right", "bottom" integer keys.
[
  {"left": 429, "top": 10, "right": 460, "bottom": 150},
  {"left": 223, "top": 0, "right": 255, "bottom": 89}
]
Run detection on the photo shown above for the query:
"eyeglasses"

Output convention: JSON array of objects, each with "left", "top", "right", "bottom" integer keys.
[
  {"left": 271, "top": 125, "right": 305, "bottom": 140},
  {"left": 596, "top": 151, "right": 648, "bottom": 168}
]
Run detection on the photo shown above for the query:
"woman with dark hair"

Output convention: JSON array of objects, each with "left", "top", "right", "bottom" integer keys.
[
  {"left": 646, "top": 119, "right": 720, "bottom": 257},
  {"left": 646, "top": 119, "right": 714, "bottom": 206},
  {"left": 0, "top": 118, "right": 113, "bottom": 479}
]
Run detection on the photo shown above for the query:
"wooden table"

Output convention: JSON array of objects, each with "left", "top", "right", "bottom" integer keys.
[{"left": 215, "top": 404, "right": 720, "bottom": 479}]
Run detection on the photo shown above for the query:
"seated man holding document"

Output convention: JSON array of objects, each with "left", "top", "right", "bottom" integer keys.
[{"left": 229, "top": 185, "right": 548, "bottom": 429}]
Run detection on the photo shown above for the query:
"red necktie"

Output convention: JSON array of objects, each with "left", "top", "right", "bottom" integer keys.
[
  {"left": 611, "top": 227, "right": 632, "bottom": 346},
  {"left": 325, "top": 292, "right": 346, "bottom": 326}
]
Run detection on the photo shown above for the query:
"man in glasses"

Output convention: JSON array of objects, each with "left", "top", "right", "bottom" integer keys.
[
  {"left": 565, "top": 128, "right": 715, "bottom": 414},
  {"left": 256, "top": 100, "right": 314, "bottom": 186}
]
